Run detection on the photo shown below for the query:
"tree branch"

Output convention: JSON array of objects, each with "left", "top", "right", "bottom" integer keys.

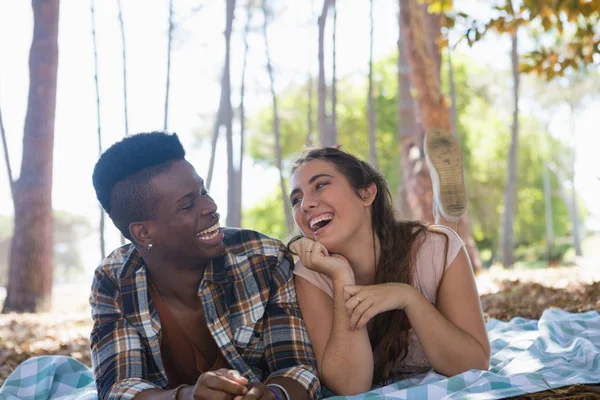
[{"left": 0, "top": 101, "right": 15, "bottom": 198}]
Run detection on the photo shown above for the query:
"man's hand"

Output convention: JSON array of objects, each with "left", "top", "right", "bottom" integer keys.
[
  {"left": 188, "top": 369, "right": 249, "bottom": 400},
  {"left": 233, "top": 382, "right": 277, "bottom": 400}
]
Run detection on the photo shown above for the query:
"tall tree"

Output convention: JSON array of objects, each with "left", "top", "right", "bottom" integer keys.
[
  {"left": 116, "top": 0, "right": 130, "bottom": 245},
  {"left": 224, "top": 0, "right": 238, "bottom": 226},
  {"left": 367, "top": 0, "right": 378, "bottom": 169},
  {"left": 542, "top": 161, "right": 554, "bottom": 262},
  {"left": 447, "top": 48, "right": 458, "bottom": 135},
  {"left": 116, "top": 0, "right": 129, "bottom": 137},
  {"left": 399, "top": 0, "right": 482, "bottom": 271},
  {"left": 91, "top": 0, "right": 106, "bottom": 259},
  {"left": 305, "top": 0, "right": 316, "bottom": 147},
  {"left": 206, "top": 0, "right": 235, "bottom": 198},
  {"left": 445, "top": 44, "right": 482, "bottom": 272},
  {"left": 317, "top": 0, "right": 334, "bottom": 146},
  {"left": 501, "top": 31, "right": 520, "bottom": 267},
  {"left": 566, "top": 103, "right": 582, "bottom": 256},
  {"left": 262, "top": 0, "right": 293, "bottom": 235},
  {"left": 235, "top": 0, "right": 252, "bottom": 228},
  {"left": 306, "top": 74, "right": 314, "bottom": 147},
  {"left": 330, "top": 0, "right": 338, "bottom": 142},
  {"left": 3, "top": 0, "right": 60, "bottom": 313},
  {"left": 164, "top": 0, "right": 174, "bottom": 131},
  {"left": 396, "top": 12, "right": 418, "bottom": 219}
]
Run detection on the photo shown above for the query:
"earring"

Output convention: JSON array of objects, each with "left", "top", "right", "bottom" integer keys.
[{"left": 147, "top": 243, "right": 153, "bottom": 250}]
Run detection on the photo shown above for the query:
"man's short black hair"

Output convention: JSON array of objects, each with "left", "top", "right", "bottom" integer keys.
[{"left": 92, "top": 131, "right": 186, "bottom": 241}]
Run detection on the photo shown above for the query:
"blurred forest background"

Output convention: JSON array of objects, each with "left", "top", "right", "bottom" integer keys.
[{"left": 0, "top": 0, "right": 599, "bottom": 390}]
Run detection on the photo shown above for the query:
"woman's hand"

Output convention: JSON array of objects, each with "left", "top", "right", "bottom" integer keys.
[
  {"left": 291, "top": 237, "right": 353, "bottom": 281},
  {"left": 343, "top": 283, "right": 418, "bottom": 330}
]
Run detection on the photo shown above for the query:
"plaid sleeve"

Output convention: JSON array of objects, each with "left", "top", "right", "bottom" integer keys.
[
  {"left": 89, "top": 267, "right": 160, "bottom": 400},
  {"left": 262, "top": 244, "right": 321, "bottom": 400}
]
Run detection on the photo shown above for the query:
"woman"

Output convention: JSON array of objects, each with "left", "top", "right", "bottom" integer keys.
[{"left": 288, "top": 142, "right": 490, "bottom": 396}]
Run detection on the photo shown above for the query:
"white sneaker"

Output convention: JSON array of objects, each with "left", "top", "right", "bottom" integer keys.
[{"left": 424, "top": 128, "right": 468, "bottom": 222}]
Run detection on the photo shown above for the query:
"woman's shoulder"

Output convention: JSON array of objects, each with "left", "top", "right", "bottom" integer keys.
[{"left": 411, "top": 225, "right": 465, "bottom": 303}]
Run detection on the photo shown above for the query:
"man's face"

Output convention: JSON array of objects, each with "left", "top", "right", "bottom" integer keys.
[{"left": 146, "top": 160, "right": 225, "bottom": 264}]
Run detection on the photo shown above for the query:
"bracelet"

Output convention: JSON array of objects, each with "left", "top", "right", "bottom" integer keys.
[
  {"left": 267, "top": 383, "right": 291, "bottom": 400},
  {"left": 268, "top": 386, "right": 284, "bottom": 400},
  {"left": 172, "top": 384, "right": 189, "bottom": 400}
]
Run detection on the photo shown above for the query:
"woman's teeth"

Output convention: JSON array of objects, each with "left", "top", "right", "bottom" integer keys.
[{"left": 310, "top": 214, "right": 333, "bottom": 229}]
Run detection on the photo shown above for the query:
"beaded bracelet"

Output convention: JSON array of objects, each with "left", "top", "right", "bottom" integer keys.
[
  {"left": 172, "top": 384, "right": 189, "bottom": 400},
  {"left": 267, "top": 383, "right": 291, "bottom": 400}
]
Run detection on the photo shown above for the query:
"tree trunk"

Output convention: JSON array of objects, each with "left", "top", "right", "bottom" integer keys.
[
  {"left": 570, "top": 171, "right": 582, "bottom": 257},
  {"left": 542, "top": 162, "right": 554, "bottom": 262},
  {"left": 317, "top": 0, "right": 333, "bottom": 146},
  {"left": 3, "top": 0, "right": 60, "bottom": 313},
  {"left": 501, "top": 32, "right": 520, "bottom": 268},
  {"left": 330, "top": 0, "right": 338, "bottom": 143},
  {"left": 446, "top": 46, "right": 482, "bottom": 272},
  {"left": 206, "top": 96, "right": 223, "bottom": 191},
  {"left": 306, "top": 0, "right": 315, "bottom": 147},
  {"left": 116, "top": 0, "right": 129, "bottom": 245},
  {"left": 423, "top": 5, "right": 442, "bottom": 89},
  {"left": 547, "top": 161, "right": 582, "bottom": 257},
  {"left": 367, "top": 0, "right": 378, "bottom": 170},
  {"left": 116, "top": 0, "right": 129, "bottom": 137},
  {"left": 263, "top": 0, "right": 293, "bottom": 235},
  {"left": 206, "top": 1, "right": 236, "bottom": 193},
  {"left": 396, "top": 14, "right": 417, "bottom": 219},
  {"left": 91, "top": 0, "right": 106, "bottom": 259},
  {"left": 568, "top": 105, "right": 582, "bottom": 256},
  {"left": 237, "top": 2, "right": 252, "bottom": 227},
  {"left": 164, "top": 0, "right": 173, "bottom": 131},
  {"left": 399, "top": 0, "right": 481, "bottom": 271},
  {"left": 224, "top": 0, "right": 238, "bottom": 227},
  {"left": 306, "top": 74, "right": 314, "bottom": 147},
  {"left": 448, "top": 48, "right": 458, "bottom": 136}
]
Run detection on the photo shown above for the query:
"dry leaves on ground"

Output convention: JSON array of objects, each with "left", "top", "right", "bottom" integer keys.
[
  {"left": 0, "top": 265, "right": 598, "bottom": 394},
  {"left": 0, "top": 313, "right": 91, "bottom": 387}
]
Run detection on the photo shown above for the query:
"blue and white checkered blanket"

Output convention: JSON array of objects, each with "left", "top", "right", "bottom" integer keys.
[{"left": 1, "top": 309, "right": 599, "bottom": 400}]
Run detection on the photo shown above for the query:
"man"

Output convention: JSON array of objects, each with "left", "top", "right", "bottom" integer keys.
[{"left": 90, "top": 131, "right": 320, "bottom": 400}]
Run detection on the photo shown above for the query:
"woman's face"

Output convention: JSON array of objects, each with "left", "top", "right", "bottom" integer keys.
[{"left": 289, "top": 159, "right": 373, "bottom": 253}]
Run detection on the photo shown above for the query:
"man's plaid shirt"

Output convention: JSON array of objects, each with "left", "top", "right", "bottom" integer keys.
[{"left": 89, "top": 228, "right": 321, "bottom": 399}]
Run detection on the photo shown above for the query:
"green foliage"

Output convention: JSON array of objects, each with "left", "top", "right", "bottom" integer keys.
[
  {"left": 245, "top": 57, "right": 402, "bottom": 236},
  {"left": 447, "top": 0, "right": 600, "bottom": 79},
  {"left": 514, "top": 238, "right": 573, "bottom": 264},
  {"left": 244, "top": 51, "right": 579, "bottom": 259},
  {"left": 242, "top": 188, "right": 294, "bottom": 242}
]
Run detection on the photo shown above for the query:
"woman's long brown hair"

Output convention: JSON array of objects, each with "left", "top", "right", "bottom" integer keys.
[{"left": 289, "top": 147, "right": 440, "bottom": 384}]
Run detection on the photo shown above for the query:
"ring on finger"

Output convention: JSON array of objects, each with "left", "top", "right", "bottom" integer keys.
[{"left": 355, "top": 295, "right": 361, "bottom": 303}]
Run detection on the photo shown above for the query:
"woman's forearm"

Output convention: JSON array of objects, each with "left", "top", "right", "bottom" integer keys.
[
  {"left": 404, "top": 289, "right": 490, "bottom": 375},
  {"left": 320, "top": 278, "right": 374, "bottom": 395}
]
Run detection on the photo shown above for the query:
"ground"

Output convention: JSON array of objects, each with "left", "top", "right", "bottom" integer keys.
[{"left": 0, "top": 264, "right": 599, "bottom": 398}]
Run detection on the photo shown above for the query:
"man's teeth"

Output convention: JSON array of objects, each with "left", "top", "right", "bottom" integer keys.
[
  {"left": 310, "top": 215, "right": 333, "bottom": 229},
  {"left": 195, "top": 222, "right": 220, "bottom": 239}
]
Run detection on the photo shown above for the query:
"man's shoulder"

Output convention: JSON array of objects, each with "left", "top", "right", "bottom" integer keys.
[
  {"left": 94, "top": 243, "right": 137, "bottom": 281},
  {"left": 223, "top": 227, "right": 286, "bottom": 258}
]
